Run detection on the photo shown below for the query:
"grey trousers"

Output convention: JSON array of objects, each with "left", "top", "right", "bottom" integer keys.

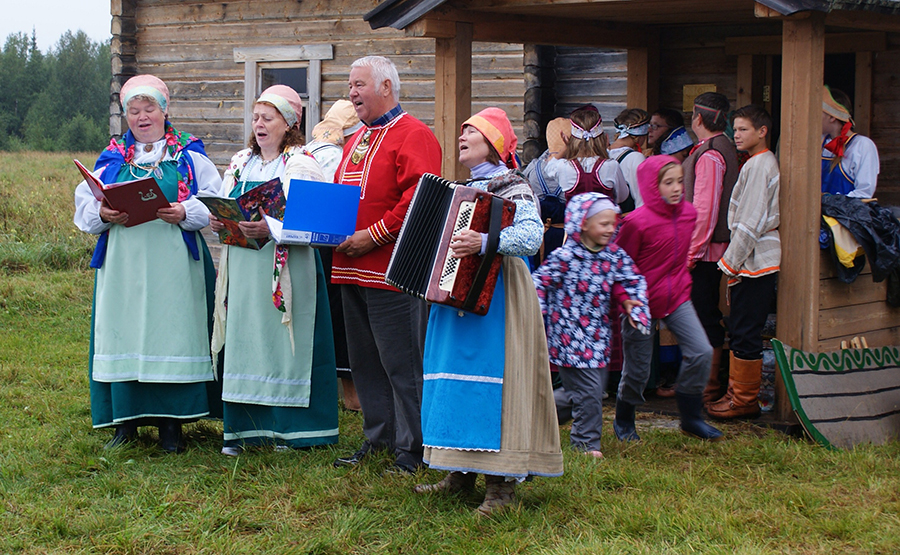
[
  {"left": 557, "top": 366, "right": 608, "bottom": 452},
  {"left": 342, "top": 285, "right": 427, "bottom": 466},
  {"left": 618, "top": 300, "right": 712, "bottom": 405}
]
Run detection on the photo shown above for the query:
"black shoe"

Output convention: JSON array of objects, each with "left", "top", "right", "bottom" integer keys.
[
  {"left": 676, "top": 392, "right": 724, "bottom": 441},
  {"left": 613, "top": 400, "right": 641, "bottom": 442},
  {"left": 159, "top": 419, "right": 184, "bottom": 453},
  {"left": 334, "top": 443, "right": 371, "bottom": 468},
  {"left": 105, "top": 421, "right": 137, "bottom": 449}
]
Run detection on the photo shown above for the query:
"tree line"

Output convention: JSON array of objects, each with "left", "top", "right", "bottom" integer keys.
[{"left": 0, "top": 30, "right": 110, "bottom": 152}]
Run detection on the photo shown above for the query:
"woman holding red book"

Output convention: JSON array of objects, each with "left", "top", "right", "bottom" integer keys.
[{"left": 74, "top": 74, "right": 221, "bottom": 452}]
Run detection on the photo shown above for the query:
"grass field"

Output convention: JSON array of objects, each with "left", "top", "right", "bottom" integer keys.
[{"left": 1, "top": 152, "right": 899, "bottom": 554}]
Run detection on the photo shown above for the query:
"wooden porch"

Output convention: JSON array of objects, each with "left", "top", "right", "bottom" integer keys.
[{"left": 365, "top": 0, "right": 900, "bottom": 423}]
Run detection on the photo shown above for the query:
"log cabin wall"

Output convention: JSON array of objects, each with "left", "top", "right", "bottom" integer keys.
[
  {"left": 553, "top": 47, "right": 628, "bottom": 125},
  {"left": 871, "top": 32, "right": 900, "bottom": 205},
  {"left": 113, "top": 0, "right": 526, "bottom": 167}
]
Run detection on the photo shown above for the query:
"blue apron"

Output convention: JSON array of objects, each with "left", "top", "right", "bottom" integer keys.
[{"left": 821, "top": 134, "right": 857, "bottom": 195}]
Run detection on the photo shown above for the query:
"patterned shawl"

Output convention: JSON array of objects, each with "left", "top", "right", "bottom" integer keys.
[{"left": 89, "top": 121, "right": 207, "bottom": 268}]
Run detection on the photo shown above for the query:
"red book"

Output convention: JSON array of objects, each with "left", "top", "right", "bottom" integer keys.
[{"left": 74, "top": 159, "right": 170, "bottom": 227}]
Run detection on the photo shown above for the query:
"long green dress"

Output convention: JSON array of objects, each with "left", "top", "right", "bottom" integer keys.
[
  {"left": 220, "top": 172, "right": 338, "bottom": 449},
  {"left": 89, "top": 161, "right": 218, "bottom": 428}
]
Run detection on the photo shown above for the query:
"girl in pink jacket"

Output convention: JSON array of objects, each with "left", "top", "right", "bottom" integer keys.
[{"left": 612, "top": 155, "right": 722, "bottom": 442}]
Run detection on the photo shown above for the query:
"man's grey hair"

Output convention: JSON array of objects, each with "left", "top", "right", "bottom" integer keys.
[{"left": 351, "top": 56, "right": 401, "bottom": 103}]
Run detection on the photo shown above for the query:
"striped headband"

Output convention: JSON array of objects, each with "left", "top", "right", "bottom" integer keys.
[
  {"left": 823, "top": 86, "right": 852, "bottom": 123},
  {"left": 571, "top": 120, "right": 604, "bottom": 140},
  {"left": 615, "top": 121, "right": 650, "bottom": 140},
  {"left": 122, "top": 85, "right": 168, "bottom": 113},
  {"left": 694, "top": 103, "right": 724, "bottom": 125},
  {"left": 257, "top": 92, "right": 298, "bottom": 127}
]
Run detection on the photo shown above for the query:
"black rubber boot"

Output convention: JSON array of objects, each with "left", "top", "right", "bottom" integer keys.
[
  {"left": 676, "top": 392, "right": 724, "bottom": 441},
  {"left": 613, "top": 400, "right": 640, "bottom": 442},
  {"left": 105, "top": 420, "right": 137, "bottom": 449},
  {"left": 159, "top": 419, "right": 184, "bottom": 453}
]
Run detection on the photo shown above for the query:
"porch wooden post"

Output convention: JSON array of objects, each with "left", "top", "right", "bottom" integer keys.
[
  {"left": 736, "top": 55, "right": 753, "bottom": 108},
  {"left": 775, "top": 12, "right": 825, "bottom": 420},
  {"left": 434, "top": 22, "right": 473, "bottom": 181},
  {"left": 855, "top": 51, "right": 873, "bottom": 136},
  {"left": 626, "top": 32, "right": 658, "bottom": 110}
]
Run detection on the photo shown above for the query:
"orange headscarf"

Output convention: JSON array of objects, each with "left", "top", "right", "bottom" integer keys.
[{"left": 462, "top": 107, "right": 519, "bottom": 169}]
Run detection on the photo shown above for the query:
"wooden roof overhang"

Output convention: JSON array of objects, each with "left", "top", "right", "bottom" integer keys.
[{"left": 366, "top": 0, "right": 900, "bottom": 422}]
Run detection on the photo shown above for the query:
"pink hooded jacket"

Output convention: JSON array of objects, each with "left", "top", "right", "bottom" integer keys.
[{"left": 613, "top": 155, "right": 696, "bottom": 319}]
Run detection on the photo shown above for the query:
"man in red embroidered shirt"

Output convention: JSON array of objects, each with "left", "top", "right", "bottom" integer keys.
[
  {"left": 680, "top": 92, "right": 738, "bottom": 405},
  {"left": 332, "top": 55, "right": 442, "bottom": 474}
]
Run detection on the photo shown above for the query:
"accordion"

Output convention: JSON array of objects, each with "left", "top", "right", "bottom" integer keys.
[{"left": 386, "top": 173, "right": 516, "bottom": 315}]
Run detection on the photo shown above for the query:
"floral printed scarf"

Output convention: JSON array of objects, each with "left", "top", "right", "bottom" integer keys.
[{"left": 90, "top": 121, "right": 207, "bottom": 268}]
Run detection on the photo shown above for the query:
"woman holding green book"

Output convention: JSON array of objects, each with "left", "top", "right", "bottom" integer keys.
[{"left": 209, "top": 85, "right": 339, "bottom": 455}]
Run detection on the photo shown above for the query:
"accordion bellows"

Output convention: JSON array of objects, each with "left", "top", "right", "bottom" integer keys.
[{"left": 386, "top": 173, "right": 515, "bottom": 315}]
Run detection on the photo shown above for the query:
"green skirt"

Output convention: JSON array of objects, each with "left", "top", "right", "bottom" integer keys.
[
  {"left": 89, "top": 224, "right": 219, "bottom": 428},
  {"left": 222, "top": 251, "right": 338, "bottom": 448}
]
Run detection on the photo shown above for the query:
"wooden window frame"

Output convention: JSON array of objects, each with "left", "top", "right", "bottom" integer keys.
[{"left": 233, "top": 45, "right": 333, "bottom": 144}]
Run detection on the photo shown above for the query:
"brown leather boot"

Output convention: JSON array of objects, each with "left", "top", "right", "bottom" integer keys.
[
  {"left": 702, "top": 347, "right": 724, "bottom": 405},
  {"left": 476, "top": 474, "right": 516, "bottom": 516},
  {"left": 413, "top": 471, "right": 477, "bottom": 495},
  {"left": 708, "top": 353, "right": 762, "bottom": 420}
]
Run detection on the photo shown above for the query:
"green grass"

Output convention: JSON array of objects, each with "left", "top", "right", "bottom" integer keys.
[
  {"left": 0, "top": 151, "right": 98, "bottom": 272},
  {"left": 1, "top": 152, "right": 899, "bottom": 553}
]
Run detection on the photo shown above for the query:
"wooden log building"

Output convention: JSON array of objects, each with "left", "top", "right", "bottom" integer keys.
[{"left": 113, "top": 0, "right": 900, "bottom": 422}]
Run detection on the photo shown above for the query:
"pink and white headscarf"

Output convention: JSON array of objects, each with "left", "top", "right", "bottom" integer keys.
[
  {"left": 257, "top": 85, "right": 303, "bottom": 128},
  {"left": 120, "top": 74, "right": 169, "bottom": 113}
]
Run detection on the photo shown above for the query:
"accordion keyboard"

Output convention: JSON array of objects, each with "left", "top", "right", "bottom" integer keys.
[{"left": 438, "top": 200, "right": 476, "bottom": 291}]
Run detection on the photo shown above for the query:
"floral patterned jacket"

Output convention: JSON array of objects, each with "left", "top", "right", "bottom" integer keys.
[{"left": 532, "top": 193, "right": 649, "bottom": 369}]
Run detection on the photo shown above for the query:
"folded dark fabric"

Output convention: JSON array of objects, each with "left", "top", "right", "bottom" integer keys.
[{"left": 821, "top": 194, "right": 900, "bottom": 283}]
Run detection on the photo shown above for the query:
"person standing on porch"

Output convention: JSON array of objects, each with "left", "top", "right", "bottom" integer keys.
[
  {"left": 541, "top": 105, "right": 629, "bottom": 209},
  {"left": 331, "top": 55, "right": 442, "bottom": 474},
  {"left": 821, "top": 86, "right": 880, "bottom": 198},
  {"left": 607, "top": 108, "right": 651, "bottom": 210},
  {"left": 709, "top": 105, "right": 780, "bottom": 421},
  {"left": 648, "top": 108, "right": 685, "bottom": 156},
  {"left": 678, "top": 92, "right": 739, "bottom": 404}
]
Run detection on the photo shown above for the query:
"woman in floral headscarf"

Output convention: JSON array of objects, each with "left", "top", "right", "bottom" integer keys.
[
  {"left": 74, "top": 74, "right": 221, "bottom": 452},
  {"left": 209, "top": 85, "right": 338, "bottom": 456},
  {"left": 413, "top": 108, "right": 563, "bottom": 516}
]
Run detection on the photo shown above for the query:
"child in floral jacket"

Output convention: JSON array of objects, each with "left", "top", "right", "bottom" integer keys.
[{"left": 533, "top": 193, "right": 650, "bottom": 458}]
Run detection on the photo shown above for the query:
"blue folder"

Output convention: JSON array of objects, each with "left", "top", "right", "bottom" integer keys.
[{"left": 277, "top": 179, "right": 361, "bottom": 246}]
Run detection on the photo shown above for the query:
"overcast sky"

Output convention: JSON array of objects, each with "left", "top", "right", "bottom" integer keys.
[{"left": 1, "top": 1, "right": 111, "bottom": 52}]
